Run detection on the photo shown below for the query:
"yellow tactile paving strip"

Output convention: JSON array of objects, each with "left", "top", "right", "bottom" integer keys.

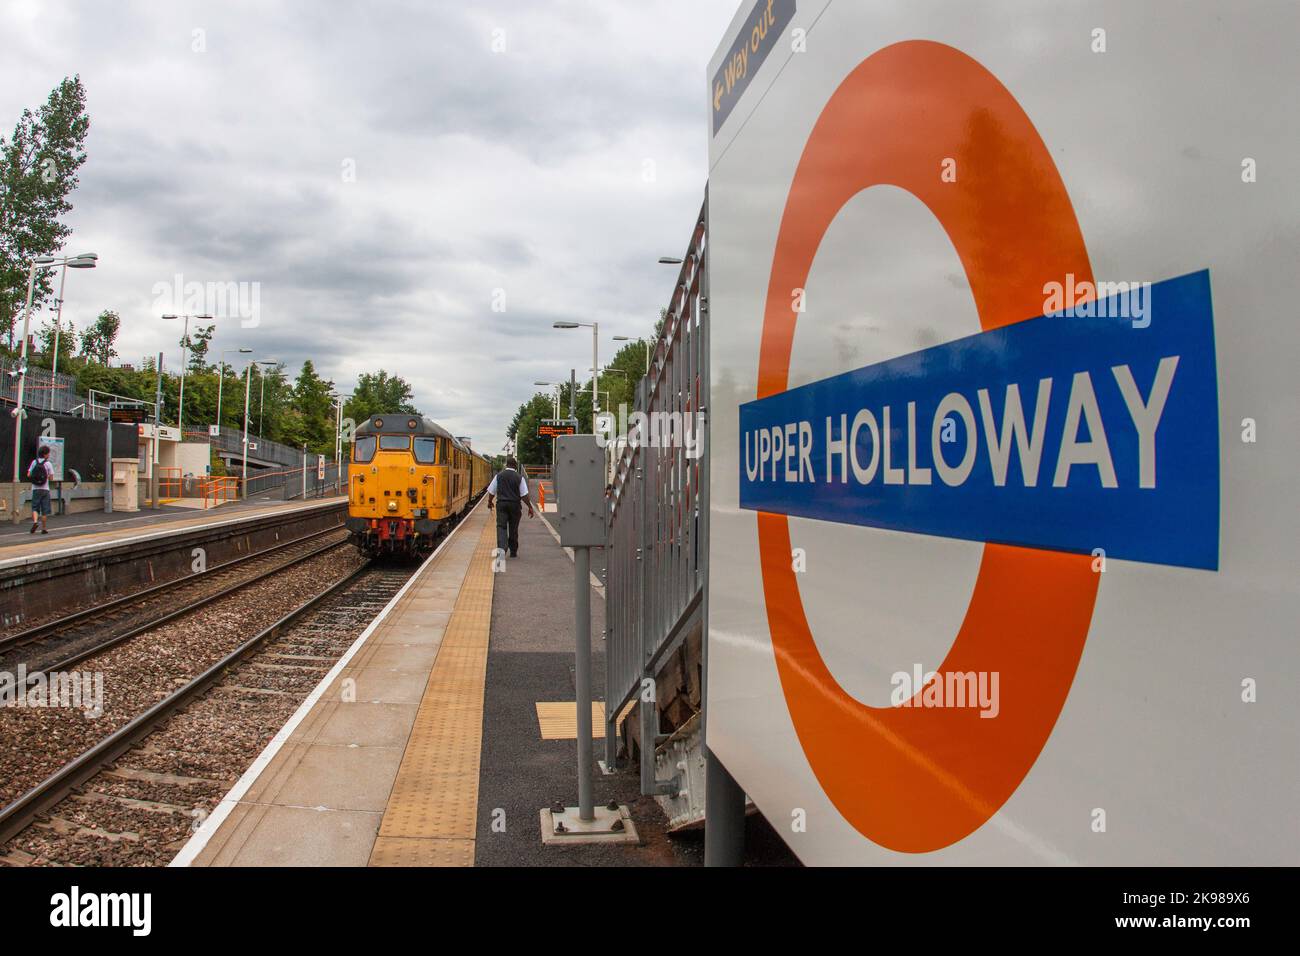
[
  {"left": 368, "top": 517, "right": 496, "bottom": 867},
  {"left": 535, "top": 701, "right": 607, "bottom": 739}
]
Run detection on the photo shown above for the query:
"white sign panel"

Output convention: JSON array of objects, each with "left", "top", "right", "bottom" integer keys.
[
  {"left": 42, "top": 436, "right": 65, "bottom": 482},
  {"left": 706, "top": 0, "right": 1297, "bottom": 865}
]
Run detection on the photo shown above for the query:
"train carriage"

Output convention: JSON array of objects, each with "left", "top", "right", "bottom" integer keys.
[{"left": 345, "top": 414, "right": 492, "bottom": 556}]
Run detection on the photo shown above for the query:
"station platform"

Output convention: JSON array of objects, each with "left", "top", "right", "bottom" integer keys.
[
  {"left": 174, "top": 499, "right": 704, "bottom": 867},
  {"left": 0, "top": 496, "right": 346, "bottom": 568}
]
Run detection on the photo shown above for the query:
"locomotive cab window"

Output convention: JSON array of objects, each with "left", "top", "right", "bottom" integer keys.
[
  {"left": 414, "top": 437, "right": 438, "bottom": 464},
  {"left": 379, "top": 435, "right": 410, "bottom": 451},
  {"left": 353, "top": 436, "right": 376, "bottom": 463}
]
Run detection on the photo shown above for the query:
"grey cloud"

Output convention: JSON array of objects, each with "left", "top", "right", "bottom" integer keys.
[{"left": 1, "top": 0, "right": 739, "bottom": 452}]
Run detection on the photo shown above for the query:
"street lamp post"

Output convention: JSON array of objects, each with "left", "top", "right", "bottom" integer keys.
[
  {"left": 241, "top": 361, "right": 254, "bottom": 499},
  {"left": 330, "top": 392, "right": 349, "bottom": 494},
  {"left": 50, "top": 252, "right": 101, "bottom": 382},
  {"left": 161, "top": 313, "right": 213, "bottom": 435},
  {"left": 612, "top": 335, "right": 651, "bottom": 375},
  {"left": 50, "top": 262, "right": 67, "bottom": 383},
  {"left": 215, "top": 347, "right": 252, "bottom": 434},
  {"left": 252, "top": 360, "right": 279, "bottom": 440},
  {"left": 596, "top": 367, "right": 627, "bottom": 422},
  {"left": 553, "top": 321, "right": 598, "bottom": 432},
  {"left": 534, "top": 381, "right": 564, "bottom": 468},
  {"left": 534, "top": 381, "right": 562, "bottom": 420},
  {"left": 9, "top": 253, "right": 97, "bottom": 522}
]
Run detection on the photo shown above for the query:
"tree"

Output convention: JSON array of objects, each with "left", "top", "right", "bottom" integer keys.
[
  {"left": 280, "top": 360, "right": 336, "bottom": 454},
  {"left": 344, "top": 370, "right": 419, "bottom": 422},
  {"left": 35, "top": 317, "right": 76, "bottom": 370},
  {"left": 79, "top": 309, "right": 120, "bottom": 364},
  {"left": 0, "top": 76, "right": 90, "bottom": 349},
  {"left": 183, "top": 322, "right": 214, "bottom": 373},
  {"left": 508, "top": 393, "right": 559, "bottom": 468},
  {"left": 251, "top": 363, "right": 292, "bottom": 439},
  {"left": 598, "top": 338, "right": 646, "bottom": 419}
]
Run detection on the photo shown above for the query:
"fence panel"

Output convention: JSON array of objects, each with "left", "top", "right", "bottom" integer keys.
[
  {"left": 605, "top": 198, "right": 708, "bottom": 780},
  {"left": 0, "top": 358, "right": 83, "bottom": 415}
]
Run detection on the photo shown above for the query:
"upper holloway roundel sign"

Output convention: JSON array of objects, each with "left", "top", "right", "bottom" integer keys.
[{"left": 743, "top": 41, "right": 1219, "bottom": 852}]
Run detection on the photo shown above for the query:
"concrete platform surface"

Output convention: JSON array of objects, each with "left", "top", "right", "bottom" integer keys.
[
  {"left": 173, "top": 496, "right": 715, "bottom": 868},
  {"left": 178, "top": 504, "right": 491, "bottom": 867},
  {"left": 172, "top": 490, "right": 801, "bottom": 868}
]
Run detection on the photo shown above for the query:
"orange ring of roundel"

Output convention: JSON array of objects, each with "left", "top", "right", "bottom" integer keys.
[{"left": 756, "top": 40, "right": 1100, "bottom": 853}]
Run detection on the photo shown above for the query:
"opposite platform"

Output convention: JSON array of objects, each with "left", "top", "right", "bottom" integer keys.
[{"left": 0, "top": 496, "right": 345, "bottom": 568}]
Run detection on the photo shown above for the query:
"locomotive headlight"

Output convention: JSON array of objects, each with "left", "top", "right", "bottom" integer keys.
[{"left": 387, "top": 500, "right": 399, "bottom": 512}]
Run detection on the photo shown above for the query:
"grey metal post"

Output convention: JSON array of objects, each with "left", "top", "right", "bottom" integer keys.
[
  {"left": 639, "top": 425, "right": 658, "bottom": 795},
  {"left": 704, "top": 751, "right": 745, "bottom": 866},
  {"left": 695, "top": 191, "right": 744, "bottom": 865},
  {"left": 151, "top": 353, "right": 163, "bottom": 509},
  {"left": 639, "top": 664, "right": 657, "bottom": 795},
  {"left": 574, "top": 544, "right": 595, "bottom": 821},
  {"left": 105, "top": 416, "right": 113, "bottom": 514},
  {"left": 604, "top": 489, "right": 618, "bottom": 770},
  {"left": 240, "top": 363, "right": 251, "bottom": 499},
  {"left": 569, "top": 368, "right": 576, "bottom": 422}
]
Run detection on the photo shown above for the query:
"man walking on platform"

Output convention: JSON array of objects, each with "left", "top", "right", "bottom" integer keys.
[{"left": 486, "top": 457, "right": 534, "bottom": 557}]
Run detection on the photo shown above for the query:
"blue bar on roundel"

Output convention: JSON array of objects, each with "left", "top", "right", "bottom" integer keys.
[{"left": 738, "top": 269, "right": 1219, "bottom": 571}]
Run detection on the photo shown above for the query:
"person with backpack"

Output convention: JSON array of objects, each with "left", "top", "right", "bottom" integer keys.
[{"left": 28, "top": 445, "right": 54, "bottom": 535}]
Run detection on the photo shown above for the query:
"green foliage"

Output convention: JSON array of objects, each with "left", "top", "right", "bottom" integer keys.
[
  {"left": 277, "top": 360, "right": 336, "bottom": 454},
  {"left": 33, "top": 316, "right": 76, "bottom": 370},
  {"left": 598, "top": 338, "right": 646, "bottom": 419},
  {"left": 183, "top": 323, "right": 215, "bottom": 373},
  {"left": 79, "top": 309, "right": 120, "bottom": 364},
  {"left": 0, "top": 76, "right": 90, "bottom": 346},
  {"left": 504, "top": 323, "right": 658, "bottom": 465},
  {"left": 507, "top": 392, "right": 557, "bottom": 468},
  {"left": 344, "top": 370, "right": 418, "bottom": 422}
]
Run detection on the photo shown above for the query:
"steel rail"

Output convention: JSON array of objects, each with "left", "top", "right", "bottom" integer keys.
[
  {"left": 0, "top": 560, "right": 397, "bottom": 847},
  {"left": 33, "top": 535, "right": 352, "bottom": 680},
  {"left": 0, "top": 523, "right": 346, "bottom": 656}
]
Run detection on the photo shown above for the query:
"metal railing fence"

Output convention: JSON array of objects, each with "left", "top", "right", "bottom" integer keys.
[
  {"left": 605, "top": 196, "right": 708, "bottom": 794},
  {"left": 242, "top": 460, "right": 348, "bottom": 500},
  {"left": 0, "top": 358, "right": 83, "bottom": 414}
]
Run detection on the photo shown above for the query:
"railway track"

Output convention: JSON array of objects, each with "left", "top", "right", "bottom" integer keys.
[
  {"left": 0, "top": 562, "right": 413, "bottom": 865},
  {"left": 0, "top": 526, "right": 350, "bottom": 678}
]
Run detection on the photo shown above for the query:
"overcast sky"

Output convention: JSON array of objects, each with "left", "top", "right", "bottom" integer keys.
[{"left": 1, "top": 0, "right": 737, "bottom": 451}]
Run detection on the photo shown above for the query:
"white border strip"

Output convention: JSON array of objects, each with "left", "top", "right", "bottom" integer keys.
[
  {"left": 0, "top": 497, "right": 346, "bottom": 572},
  {"left": 169, "top": 498, "right": 484, "bottom": 867}
]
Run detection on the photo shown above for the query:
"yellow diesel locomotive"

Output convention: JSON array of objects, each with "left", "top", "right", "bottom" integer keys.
[{"left": 344, "top": 414, "right": 492, "bottom": 556}]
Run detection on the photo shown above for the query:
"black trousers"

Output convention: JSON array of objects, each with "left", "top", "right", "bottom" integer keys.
[{"left": 496, "top": 501, "right": 521, "bottom": 555}]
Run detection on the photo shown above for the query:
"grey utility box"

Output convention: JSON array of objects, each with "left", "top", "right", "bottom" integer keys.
[{"left": 554, "top": 435, "right": 605, "bottom": 547}]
